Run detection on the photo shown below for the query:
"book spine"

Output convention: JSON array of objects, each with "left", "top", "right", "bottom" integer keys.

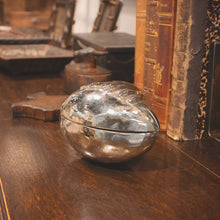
[
  {"left": 167, "top": 0, "right": 208, "bottom": 141},
  {"left": 143, "top": 0, "right": 159, "bottom": 111},
  {"left": 143, "top": 0, "right": 175, "bottom": 131},
  {"left": 152, "top": 0, "right": 176, "bottom": 130},
  {"left": 134, "top": 0, "right": 147, "bottom": 90}
]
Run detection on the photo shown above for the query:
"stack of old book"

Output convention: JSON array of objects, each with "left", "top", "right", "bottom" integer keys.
[{"left": 134, "top": 0, "right": 220, "bottom": 141}]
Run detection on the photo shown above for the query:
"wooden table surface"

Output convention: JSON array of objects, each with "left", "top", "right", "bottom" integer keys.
[{"left": 0, "top": 71, "right": 220, "bottom": 220}]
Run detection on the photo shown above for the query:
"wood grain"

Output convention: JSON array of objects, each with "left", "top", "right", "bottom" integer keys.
[
  {"left": 0, "top": 71, "right": 220, "bottom": 219},
  {"left": 12, "top": 92, "right": 67, "bottom": 121}
]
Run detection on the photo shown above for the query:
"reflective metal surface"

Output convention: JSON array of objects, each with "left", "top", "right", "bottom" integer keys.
[{"left": 60, "top": 81, "right": 160, "bottom": 163}]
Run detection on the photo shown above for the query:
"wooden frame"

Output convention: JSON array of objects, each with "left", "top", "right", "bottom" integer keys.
[
  {"left": 92, "top": 0, "right": 123, "bottom": 32},
  {"left": 49, "top": 0, "right": 76, "bottom": 48}
]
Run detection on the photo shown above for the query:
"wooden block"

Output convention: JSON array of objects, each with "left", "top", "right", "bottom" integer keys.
[{"left": 12, "top": 92, "right": 68, "bottom": 121}]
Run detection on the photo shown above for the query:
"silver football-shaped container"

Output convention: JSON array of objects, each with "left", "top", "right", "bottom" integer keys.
[{"left": 60, "top": 81, "right": 160, "bottom": 163}]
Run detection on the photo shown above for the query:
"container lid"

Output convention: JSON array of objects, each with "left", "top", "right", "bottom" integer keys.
[
  {"left": 61, "top": 81, "right": 160, "bottom": 133},
  {"left": 73, "top": 32, "right": 135, "bottom": 53}
]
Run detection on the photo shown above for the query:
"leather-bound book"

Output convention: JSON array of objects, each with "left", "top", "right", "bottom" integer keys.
[
  {"left": 143, "top": 0, "right": 176, "bottom": 131},
  {"left": 167, "top": 0, "right": 209, "bottom": 141},
  {"left": 197, "top": 0, "right": 220, "bottom": 139},
  {"left": 143, "top": 0, "right": 159, "bottom": 118},
  {"left": 134, "top": 0, "right": 147, "bottom": 90}
]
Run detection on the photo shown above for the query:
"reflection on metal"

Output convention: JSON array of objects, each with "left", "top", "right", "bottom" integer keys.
[{"left": 60, "top": 81, "right": 160, "bottom": 163}]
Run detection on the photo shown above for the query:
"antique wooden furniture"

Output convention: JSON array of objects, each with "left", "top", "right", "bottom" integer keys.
[
  {"left": 63, "top": 48, "right": 112, "bottom": 94},
  {"left": 48, "top": 0, "right": 76, "bottom": 48},
  {"left": 62, "top": 0, "right": 123, "bottom": 92},
  {"left": 74, "top": 32, "right": 135, "bottom": 82},
  {"left": 92, "top": 0, "right": 123, "bottom": 32},
  {"left": 0, "top": 0, "right": 76, "bottom": 48},
  {"left": 0, "top": 44, "right": 73, "bottom": 74},
  {"left": 0, "top": 70, "right": 220, "bottom": 219},
  {"left": 0, "top": 1, "right": 76, "bottom": 75},
  {"left": 0, "top": 25, "right": 52, "bottom": 45}
]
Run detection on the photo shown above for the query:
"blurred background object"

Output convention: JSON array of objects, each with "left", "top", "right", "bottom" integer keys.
[
  {"left": 74, "top": 0, "right": 135, "bottom": 35},
  {"left": 92, "top": 0, "right": 123, "bottom": 32},
  {"left": 3, "top": 0, "right": 136, "bottom": 35},
  {"left": 0, "top": 0, "right": 4, "bottom": 25},
  {"left": 4, "top": 0, "right": 53, "bottom": 28}
]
